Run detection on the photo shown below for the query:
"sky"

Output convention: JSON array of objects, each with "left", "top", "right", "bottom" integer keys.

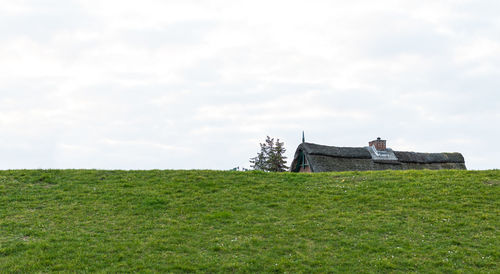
[{"left": 0, "top": 0, "right": 499, "bottom": 170}]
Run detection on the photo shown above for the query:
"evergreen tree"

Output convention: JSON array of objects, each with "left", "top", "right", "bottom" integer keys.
[
  {"left": 250, "top": 136, "right": 288, "bottom": 172},
  {"left": 249, "top": 142, "right": 267, "bottom": 170},
  {"left": 269, "top": 138, "right": 288, "bottom": 172}
]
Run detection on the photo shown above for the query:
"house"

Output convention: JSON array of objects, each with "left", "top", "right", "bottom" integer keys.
[{"left": 290, "top": 137, "right": 466, "bottom": 172}]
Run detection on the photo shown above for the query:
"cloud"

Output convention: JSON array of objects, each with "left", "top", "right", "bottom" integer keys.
[{"left": 0, "top": 0, "right": 498, "bottom": 170}]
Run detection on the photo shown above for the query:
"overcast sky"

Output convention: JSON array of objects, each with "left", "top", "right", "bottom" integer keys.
[{"left": 1, "top": 0, "right": 499, "bottom": 170}]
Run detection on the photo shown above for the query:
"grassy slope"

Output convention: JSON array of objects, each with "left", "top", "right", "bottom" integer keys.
[{"left": 0, "top": 169, "right": 498, "bottom": 272}]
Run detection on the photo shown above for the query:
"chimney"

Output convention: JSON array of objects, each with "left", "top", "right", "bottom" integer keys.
[{"left": 369, "top": 137, "right": 386, "bottom": 151}]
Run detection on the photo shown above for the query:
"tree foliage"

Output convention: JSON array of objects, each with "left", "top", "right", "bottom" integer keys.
[{"left": 250, "top": 136, "right": 288, "bottom": 172}]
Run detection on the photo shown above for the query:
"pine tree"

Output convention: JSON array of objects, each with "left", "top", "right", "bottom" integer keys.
[
  {"left": 270, "top": 138, "right": 288, "bottom": 172},
  {"left": 249, "top": 142, "right": 267, "bottom": 170},
  {"left": 250, "top": 136, "right": 288, "bottom": 172}
]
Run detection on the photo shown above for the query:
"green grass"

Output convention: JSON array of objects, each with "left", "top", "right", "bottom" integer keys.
[{"left": 0, "top": 169, "right": 498, "bottom": 272}]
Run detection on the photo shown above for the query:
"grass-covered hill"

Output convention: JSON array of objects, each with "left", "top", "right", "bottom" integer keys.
[{"left": 0, "top": 169, "right": 498, "bottom": 272}]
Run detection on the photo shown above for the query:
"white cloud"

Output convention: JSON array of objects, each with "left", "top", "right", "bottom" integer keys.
[{"left": 0, "top": 0, "right": 498, "bottom": 170}]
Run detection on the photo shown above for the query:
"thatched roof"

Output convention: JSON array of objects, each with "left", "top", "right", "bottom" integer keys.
[
  {"left": 394, "top": 151, "right": 464, "bottom": 164},
  {"left": 291, "top": 142, "right": 372, "bottom": 172},
  {"left": 297, "top": 142, "right": 372, "bottom": 159},
  {"left": 291, "top": 142, "right": 465, "bottom": 172}
]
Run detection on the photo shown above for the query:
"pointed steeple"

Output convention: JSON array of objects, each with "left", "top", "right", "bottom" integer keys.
[{"left": 302, "top": 131, "right": 305, "bottom": 143}]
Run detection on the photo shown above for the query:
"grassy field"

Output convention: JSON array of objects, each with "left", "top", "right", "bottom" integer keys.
[{"left": 0, "top": 169, "right": 498, "bottom": 272}]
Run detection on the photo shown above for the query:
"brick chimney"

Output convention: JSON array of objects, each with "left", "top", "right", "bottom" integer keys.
[{"left": 369, "top": 137, "right": 386, "bottom": 151}]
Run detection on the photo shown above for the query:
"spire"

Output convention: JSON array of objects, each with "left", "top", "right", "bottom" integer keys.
[{"left": 302, "top": 131, "right": 305, "bottom": 143}]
